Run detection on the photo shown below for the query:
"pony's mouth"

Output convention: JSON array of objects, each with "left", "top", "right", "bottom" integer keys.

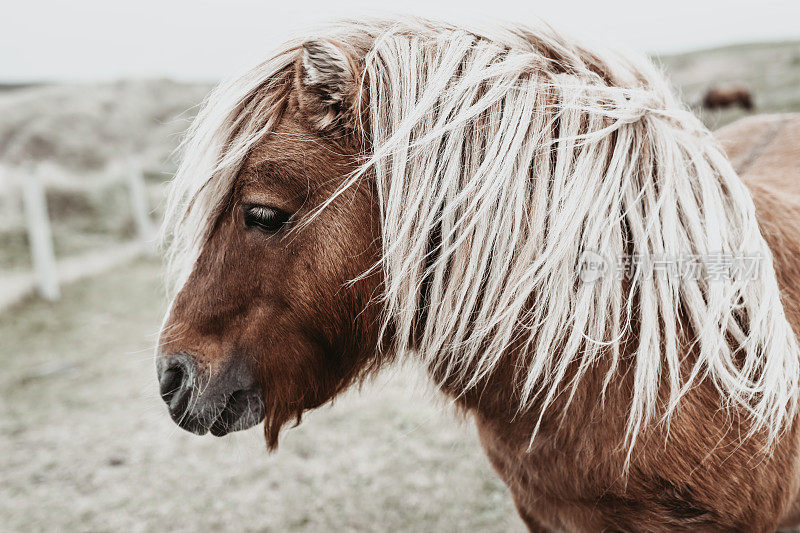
[
  {"left": 173, "top": 386, "right": 266, "bottom": 437},
  {"left": 208, "top": 387, "right": 266, "bottom": 437}
]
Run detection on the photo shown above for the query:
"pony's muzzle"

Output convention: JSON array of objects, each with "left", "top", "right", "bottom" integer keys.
[
  {"left": 157, "top": 353, "right": 200, "bottom": 430},
  {"left": 156, "top": 352, "right": 265, "bottom": 436}
]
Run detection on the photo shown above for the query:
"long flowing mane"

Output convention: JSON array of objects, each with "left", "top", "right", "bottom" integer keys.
[{"left": 163, "top": 18, "right": 800, "bottom": 455}]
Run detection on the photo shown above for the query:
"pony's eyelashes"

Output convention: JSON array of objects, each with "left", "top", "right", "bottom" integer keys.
[{"left": 242, "top": 204, "right": 292, "bottom": 233}]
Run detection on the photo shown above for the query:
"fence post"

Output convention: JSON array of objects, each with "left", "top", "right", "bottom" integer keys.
[
  {"left": 0, "top": 164, "right": 17, "bottom": 227},
  {"left": 126, "top": 159, "right": 154, "bottom": 248},
  {"left": 21, "top": 168, "right": 60, "bottom": 301}
]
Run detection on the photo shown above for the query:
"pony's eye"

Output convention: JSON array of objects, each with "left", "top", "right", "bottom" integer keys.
[{"left": 242, "top": 204, "right": 290, "bottom": 233}]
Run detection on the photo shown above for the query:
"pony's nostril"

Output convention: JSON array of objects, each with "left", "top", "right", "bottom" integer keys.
[
  {"left": 158, "top": 355, "right": 196, "bottom": 420},
  {"left": 157, "top": 354, "right": 213, "bottom": 435},
  {"left": 159, "top": 365, "right": 184, "bottom": 404}
]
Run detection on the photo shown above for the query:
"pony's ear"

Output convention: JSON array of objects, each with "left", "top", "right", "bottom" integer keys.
[{"left": 295, "top": 39, "right": 362, "bottom": 133}]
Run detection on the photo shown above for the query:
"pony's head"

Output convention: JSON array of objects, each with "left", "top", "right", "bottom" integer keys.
[
  {"left": 157, "top": 19, "right": 799, "bottom": 454},
  {"left": 156, "top": 37, "right": 384, "bottom": 444}
]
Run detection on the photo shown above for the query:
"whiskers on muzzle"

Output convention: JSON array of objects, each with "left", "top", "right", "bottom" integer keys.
[{"left": 157, "top": 352, "right": 266, "bottom": 436}]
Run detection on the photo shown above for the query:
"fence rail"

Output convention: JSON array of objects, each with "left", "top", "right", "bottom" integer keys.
[{"left": 0, "top": 160, "right": 156, "bottom": 309}]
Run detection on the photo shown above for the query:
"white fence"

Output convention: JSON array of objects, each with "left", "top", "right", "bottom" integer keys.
[{"left": 0, "top": 160, "right": 156, "bottom": 309}]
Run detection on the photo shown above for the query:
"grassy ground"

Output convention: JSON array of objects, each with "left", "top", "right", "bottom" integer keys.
[{"left": 0, "top": 259, "right": 521, "bottom": 532}]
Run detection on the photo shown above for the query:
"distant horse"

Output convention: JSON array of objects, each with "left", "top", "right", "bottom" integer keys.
[
  {"left": 156, "top": 19, "right": 800, "bottom": 531},
  {"left": 703, "top": 85, "right": 754, "bottom": 110}
]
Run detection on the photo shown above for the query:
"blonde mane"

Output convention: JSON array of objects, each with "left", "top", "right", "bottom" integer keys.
[{"left": 163, "top": 18, "right": 800, "bottom": 457}]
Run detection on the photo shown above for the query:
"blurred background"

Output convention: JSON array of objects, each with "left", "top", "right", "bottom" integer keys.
[{"left": 1, "top": 1, "right": 799, "bottom": 531}]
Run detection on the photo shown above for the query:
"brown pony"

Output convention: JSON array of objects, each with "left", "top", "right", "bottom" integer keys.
[
  {"left": 156, "top": 19, "right": 800, "bottom": 531},
  {"left": 703, "top": 85, "right": 754, "bottom": 110}
]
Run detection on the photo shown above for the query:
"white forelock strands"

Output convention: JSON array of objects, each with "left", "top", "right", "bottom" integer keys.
[{"left": 162, "top": 19, "right": 800, "bottom": 462}]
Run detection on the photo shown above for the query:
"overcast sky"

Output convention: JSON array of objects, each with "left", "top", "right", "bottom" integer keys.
[{"left": 2, "top": 0, "right": 799, "bottom": 83}]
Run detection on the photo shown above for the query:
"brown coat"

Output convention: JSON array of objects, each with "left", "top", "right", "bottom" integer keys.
[{"left": 473, "top": 114, "right": 800, "bottom": 531}]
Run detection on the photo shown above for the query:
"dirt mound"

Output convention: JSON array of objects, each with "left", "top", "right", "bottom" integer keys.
[{"left": 0, "top": 79, "right": 210, "bottom": 175}]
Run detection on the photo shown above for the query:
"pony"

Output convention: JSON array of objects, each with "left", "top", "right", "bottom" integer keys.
[
  {"left": 703, "top": 85, "right": 754, "bottom": 110},
  {"left": 156, "top": 18, "right": 800, "bottom": 531}
]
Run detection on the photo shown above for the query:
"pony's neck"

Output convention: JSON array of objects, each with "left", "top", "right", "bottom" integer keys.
[{"left": 355, "top": 24, "right": 798, "bottom": 453}]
